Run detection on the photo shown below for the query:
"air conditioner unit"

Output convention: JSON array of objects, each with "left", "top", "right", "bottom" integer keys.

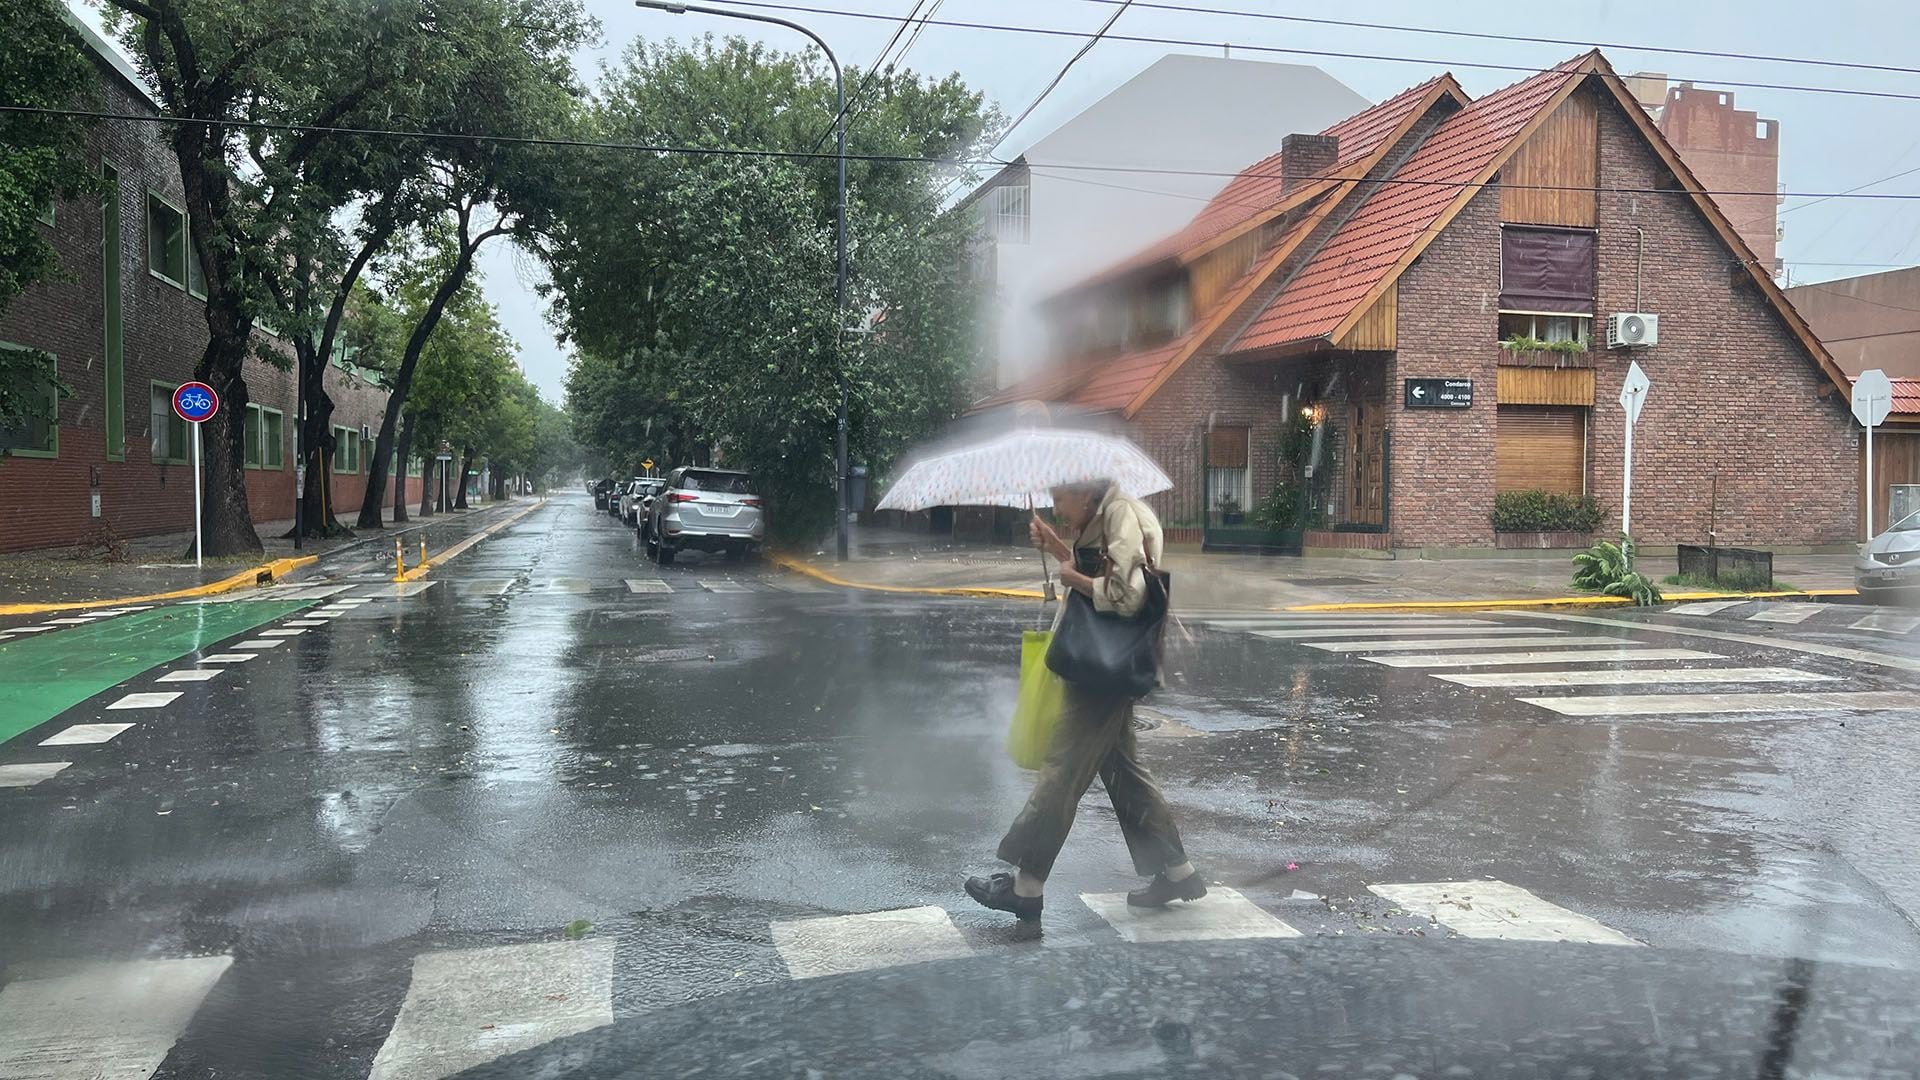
[
  {"left": 1607, "top": 312, "right": 1659, "bottom": 349},
  {"left": 361, "top": 424, "right": 373, "bottom": 441}
]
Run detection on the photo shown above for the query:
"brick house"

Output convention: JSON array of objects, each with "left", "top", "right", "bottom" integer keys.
[
  {"left": 0, "top": 14, "right": 420, "bottom": 554},
  {"left": 977, "top": 51, "right": 1859, "bottom": 556}
]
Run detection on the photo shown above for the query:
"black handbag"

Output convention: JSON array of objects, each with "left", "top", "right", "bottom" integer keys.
[{"left": 1046, "top": 545, "right": 1171, "bottom": 699}]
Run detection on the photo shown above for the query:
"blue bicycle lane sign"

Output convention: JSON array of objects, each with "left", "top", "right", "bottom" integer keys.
[{"left": 172, "top": 381, "right": 220, "bottom": 423}]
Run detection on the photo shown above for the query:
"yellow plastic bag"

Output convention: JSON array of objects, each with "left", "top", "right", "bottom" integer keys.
[{"left": 1007, "top": 630, "right": 1065, "bottom": 769}]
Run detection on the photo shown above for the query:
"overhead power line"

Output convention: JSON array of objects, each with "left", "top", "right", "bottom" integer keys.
[
  {"left": 993, "top": 0, "right": 1135, "bottom": 154},
  {"left": 1058, "top": 0, "right": 1920, "bottom": 79},
  {"left": 806, "top": 0, "right": 926, "bottom": 153},
  {"left": 7, "top": 103, "right": 1920, "bottom": 204},
  {"left": 702, "top": 0, "right": 1920, "bottom": 105}
]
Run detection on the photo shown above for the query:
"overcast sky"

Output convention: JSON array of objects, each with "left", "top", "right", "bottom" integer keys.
[{"left": 74, "top": 1, "right": 1920, "bottom": 401}]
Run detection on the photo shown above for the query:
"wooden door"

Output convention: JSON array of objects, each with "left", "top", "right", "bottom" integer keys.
[{"left": 1346, "top": 401, "right": 1385, "bottom": 525}]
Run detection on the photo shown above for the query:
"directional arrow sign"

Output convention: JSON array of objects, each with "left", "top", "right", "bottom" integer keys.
[
  {"left": 1618, "top": 361, "right": 1650, "bottom": 425},
  {"left": 1619, "top": 362, "right": 1651, "bottom": 540},
  {"left": 1412, "top": 385, "right": 1426, "bottom": 399}
]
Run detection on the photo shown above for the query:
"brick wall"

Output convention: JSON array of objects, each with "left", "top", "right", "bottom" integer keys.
[{"left": 0, "top": 57, "right": 418, "bottom": 553}]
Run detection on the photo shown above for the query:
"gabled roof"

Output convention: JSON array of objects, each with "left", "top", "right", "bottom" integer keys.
[
  {"left": 1054, "top": 75, "right": 1466, "bottom": 299},
  {"left": 1229, "top": 57, "right": 1590, "bottom": 355}
]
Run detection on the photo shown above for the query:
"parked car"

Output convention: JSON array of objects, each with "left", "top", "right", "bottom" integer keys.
[
  {"left": 645, "top": 467, "right": 765, "bottom": 564},
  {"left": 621, "top": 479, "right": 665, "bottom": 526},
  {"left": 609, "top": 476, "right": 640, "bottom": 517},
  {"left": 1856, "top": 507, "right": 1920, "bottom": 601},
  {"left": 591, "top": 478, "right": 614, "bottom": 510}
]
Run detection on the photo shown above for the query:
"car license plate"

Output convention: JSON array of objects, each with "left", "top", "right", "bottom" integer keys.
[
  {"left": 1871, "top": 568, "right": 1900, "bottom": 581},
  {"left": 702, "top": 505, "right": 740, "bottom": 518}
]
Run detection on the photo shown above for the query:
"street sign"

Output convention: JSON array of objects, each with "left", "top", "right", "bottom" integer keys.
[
  {"left": 1854, "top": 368, "right": 1894, "bottom": 539},
  {"left": 1619, "top": 362, "right": 1651, "bottom": 540},
  {"left": 641, "top": 458, "right": 655, "bottom": 471},
  {"left": 1404, "top": 378, "right": 1473, "bottom": 409},
  {"left": 171, "top": 382, "right": 219, "bottom": 570},
  {"left": 171, "top": 381, "right": 219, "bottom": 423}
]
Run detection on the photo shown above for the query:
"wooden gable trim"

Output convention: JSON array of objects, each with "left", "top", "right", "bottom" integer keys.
[
  {"left": 1176, "top": 78, "right": 1471, "bottom": 270},
  {"left": 1120, "top": 190, "right": 1351, "bottom": 418},
  {"left": 1323, "top": 56, "right": 1600, "bottom": 348},
  {"left": 1582, "top": 55, "right": 1855, "bottom": 399}
]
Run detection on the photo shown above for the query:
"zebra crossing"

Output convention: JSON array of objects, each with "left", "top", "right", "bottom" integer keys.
[
  {"left": 1671, "top": 599, "right": 1920, "bottom": 636},
  {"left": 0, "top": 877, "right": 1632, "bottom": 1079},
  {"left": 1192, "top": 610, "right": 1920, "bottom": 720}
]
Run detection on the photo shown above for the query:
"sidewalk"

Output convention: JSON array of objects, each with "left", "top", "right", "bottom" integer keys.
[
  {"left": 0, "top": 498, "right": 526, "bottom": 607},
  {"left": 780, "top": 524, "right": 1860, "bottom": 610}
]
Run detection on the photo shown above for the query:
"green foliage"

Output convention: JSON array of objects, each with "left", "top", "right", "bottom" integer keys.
[
  {"left": 1492, "top": 490, "right": 1604, "bottom": 533},
  {"left": 1572, "top": 537, "right": 1663, "bottom": 605},
  {"left": 1500, "top": 335, "right": 1588, "bottom": 354},
  {"left": 542, "top": 37, "right": 998, "bottom": 547}
]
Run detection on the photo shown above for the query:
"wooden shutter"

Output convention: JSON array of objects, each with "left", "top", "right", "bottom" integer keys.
[
  {"left": 1496, "top": 405, "right": 1585, "bottom": 495},
  {"left": 1206, "top": 426, "right": 1249, "bottom": 468}
]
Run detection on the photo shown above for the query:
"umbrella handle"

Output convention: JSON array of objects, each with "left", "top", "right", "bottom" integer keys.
[{"left": 1031, "top": 499, "right": 1056, "bottom": 629}]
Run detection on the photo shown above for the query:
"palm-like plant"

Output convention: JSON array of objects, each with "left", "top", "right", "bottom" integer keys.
[{"left": 1572, "top": 536, "right": 1663, "bottom": 605}]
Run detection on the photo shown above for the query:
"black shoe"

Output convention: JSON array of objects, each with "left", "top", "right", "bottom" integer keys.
[
  {"left": 965, "top": 872, "right": 1043, "bottom": 921},
  {"left": 1128, "top": 871, "right": 1207, "bottom": 908}
]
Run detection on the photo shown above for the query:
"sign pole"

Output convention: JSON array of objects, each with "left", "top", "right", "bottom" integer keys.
[
  {"left": 1621, "top": 414, "right": 1633, "bottom": 542},
  {"left": 191, "top": 418, "right": 203, "bottom": 569},
  {"left": 1866, "top": 420, "right": 1875, "bottom": 542},
  {"left": 1616, "top": 361, "right": 1651, "bottom": 547},
  {"left": 1852, "top": 370, "right": 1894, "bottom": 542}
]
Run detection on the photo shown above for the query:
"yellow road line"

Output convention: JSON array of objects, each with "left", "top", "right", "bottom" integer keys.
[
  {"left": 0, "top": 555, "right": 319, "bottom": 616},
  {"left": 768, "top": 552, "right": 1047, "bottom": 599},
  {"left": 399, "top": 498, "right": 548, "bottom": 581}
]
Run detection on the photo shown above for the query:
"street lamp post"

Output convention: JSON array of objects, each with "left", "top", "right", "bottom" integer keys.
[{"left": 634, "top": 0, "right": 850, "bottom": 561}]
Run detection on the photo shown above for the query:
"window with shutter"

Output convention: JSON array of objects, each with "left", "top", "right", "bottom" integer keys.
[
  {"left": 1496, "top": 405, "right": 1586, "bottom": 495},
  {"left": 1500, "top": 226, "right": 1595, "bottom": 315}
]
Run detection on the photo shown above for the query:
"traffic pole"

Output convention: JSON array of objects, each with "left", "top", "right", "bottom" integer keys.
[
  {"left": 1620, "top": 415, "right": 1633, "bottom": 543},
  {"left": 191, "top": 418, "right": 203, "bottom": 569},
  {"left": 395, "top": 538, "right": 406, "bottom": 582}
]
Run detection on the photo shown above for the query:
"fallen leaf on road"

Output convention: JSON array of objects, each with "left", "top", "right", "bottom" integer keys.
[
  {"left": 563, "top": 919, "right": 592, "bottom": 940},
  {"left": 1286, "top": 861, "right": 1299, "bottom": 871}
]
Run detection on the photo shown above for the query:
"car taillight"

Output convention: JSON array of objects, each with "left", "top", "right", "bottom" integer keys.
[
  {"left": 670, "top": 492, "right": 699, "bottom": 503},
  {"left": 742, "top": 498, "right": 764, "bottom": 507}
]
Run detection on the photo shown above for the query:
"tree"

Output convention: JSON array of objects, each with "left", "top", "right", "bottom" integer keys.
[
  {"left": 539, "top": 36, "right": 996, "bottom": 544},
  {"left": 0, "top": 0, "right": 97, "bottom": 444}
]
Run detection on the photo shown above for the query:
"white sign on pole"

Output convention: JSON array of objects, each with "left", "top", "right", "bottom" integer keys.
[
  {"left": 1853, "top": 368, "right": 1894, "bottom": 540},
  {"left": 1618, "top": 361, "right": 1650, "bottom": 540}
]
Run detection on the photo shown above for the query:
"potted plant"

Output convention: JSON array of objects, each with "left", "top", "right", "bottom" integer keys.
[{"left": 1216, "top": 492, "right": 1245, "bottom": 526}]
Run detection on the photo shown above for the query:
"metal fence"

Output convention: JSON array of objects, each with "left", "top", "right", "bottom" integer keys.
[{"left": 1677, "top": 544, "right": 1774, "bottom": 590}]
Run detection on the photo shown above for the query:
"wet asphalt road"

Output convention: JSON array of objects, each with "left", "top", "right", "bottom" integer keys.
[{"left": 3, "top": 493, "right": 1920, "bottom": 1077}]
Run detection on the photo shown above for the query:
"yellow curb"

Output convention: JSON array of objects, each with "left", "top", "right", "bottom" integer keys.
[
  {"left": 399, "top": 498, "right": 548, "bottom": 581},
  {"left": 0, "top": 554, "right": 320, "bottom": 616},
  {"left": 769, "top": 552, "right": 1047, "bottom": 600},
  {"left": 1285, "top": 587, "right": 1861, "bottom": 613}
]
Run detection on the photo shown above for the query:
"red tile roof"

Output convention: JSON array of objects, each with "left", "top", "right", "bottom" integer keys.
[
  {"left": 1852, "top": 374, "right": 1920, "bottom": 417},
  {"left": 1066, "top": 76, "right": 1457, "bottom": 292},
  {"left": 1228, "top": 60, "right": 1585, "bottom": 355}
]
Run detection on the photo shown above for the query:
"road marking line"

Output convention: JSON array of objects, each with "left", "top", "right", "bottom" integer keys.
[
  {"left": 698, "top": 579, "right": 753, "bottom": 593},
  {"left": 106, "top": 691, "right": 183, "bottom": 710},
  {"left": 332, "top": 597, "right": 374, "bottom": 605},
  {"left": 1434, "top": 666, "right": 1834, "bottom": 687},
  {"left": 771, "top": 905, "right": 972, "bottom": 979},
  {"left": 156, "top": 669, "right": 223, "bottom": 682},
  {"left": 1669, "top": 600, "right": 1746, "bottom": 616},
  {"left": 0, "top": 762, "right": 71, "bottom": 787},
  {"left": 1519, "top": 690, "right": 1920, "bottom": 717},
  {"left": 0, "top": 954, "right": 233, "bottom": 1079},
  {"left": 538, "top": 578, "right": 597, "bottom": 594},
  {"left": 41, "top": 723, "right": 136, "bottom": 745},
  {"left": 1369, "top": 881, "right": 1639, "bottom": 945},
  {"left": 458, "top": 579, "right": 514, "bottom": 596},
  {"left": 46, "top": 618, "right": 93, "bottom": 625},
  {"left": 1076, "top": 887, "right": 1298, "bottom": 944},
  {"left": 368, "top": 939, "right": 613, "bottom": 1080},
  {"left": 233, "top": 639, "right": 284, "bottom": 650},
  {"left": 259, "top": 628, "right": 306, "bottom": 637},
  {"left": 1851, "top": 613, "right": 1920, "bottom": 634},
  {"left": 1366, "top": 648, "right": 1718, "bottom": 668},
  {"left": 197, "top": 653, "right": 256, "bottom": 663},
  {"left": 1746, "top": 604, "right": 1822, "bottom": 624},
  {"left": 9, "top": 625, "right": 56, "bottom": 632},
  {"left": 1306, "top": 634, "right": 1616, "bottom": 652},
  {"left": 1507, "top": 611, "right": 1920, "bottom": 674},
  {"left": 765, "top": 577, "right": 826, "bottom": 593},
  {"left": 623, "top": 579, "right": 672, "bottom": 593},
  {"left": 286, "top": 620, "right": 327, "bottom": 627},
  {"left": 1246, "top": 624, "right": 1514, "bottom": 640},
  {"left": 378, "top": 581, "right": 438, "bottom": 598}
]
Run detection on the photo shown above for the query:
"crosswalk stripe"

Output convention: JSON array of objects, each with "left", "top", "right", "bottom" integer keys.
[
  {"left": 1851, "top": 613, "right": 1920, "bottom": 634},
  {"left": 1519, "top": 690, "right": 1920, "bottom": 717},
  {"left": 699, "top": 579, "right": 753, "bottom": 593},
  {"left": 1369, "top": 882, "right": 1639, "bottom": 945},
  {"left": 1074, "top": 887, "right": 1299, "bottom": 943},
  {"left": 770, "top": 906, "right": 972, "bottom": 979},
  {"left": 1247, "top": 624, "right": 1517, "bottom": 640},
  {"left": 156, "top": 669, "right": 223, "bottom": 682},
  {"left": 8, "top": 625, "right": 55, "bottom": 633},
  {"left": 1746, "top": 604, "right": 1820, "bottom": 624},
  {"left": 368, "top": 940, "right": 614, "bottom": 1080},
  {"left": 623, "top": 579, "right": 672, "bottom": 593},
  {"left": 0, "top": 762, "right": 71, "bottom": 787},
  {"left": 40, "top": 723, "right": 136, "bottom": 745},
  {"left": 286, "top": 619, "right": 328, "bottom": 627},
  {"left": 0, "top": 954, "right": 233, "bottom": 1079},
  {"left": 1365, "top": 647, "right": 1719, "bottom": 668},
  {"left": 259, "top": 628, "right": 306, "bottom": 637},
  {"left": 196, "top": 653, "right": 256, "bottom": 663},
  {"left": 106, "top": 692, "right": 182, "bottom": 710},
  {"left": 233, "top": 639, "right": 284, "bottom": 650},
  {"left": 536, "top": 578, "right": 596, "bottom": 594},
  {"left": 1305, "top": 634, "right": 1612, "bottom": 652},
  {"left": 1191, "top": 613, "right": 1452, "bottom": 625},
  {"left": 1669, "top": 600, "right": 1746, "bottom": 616},
  {"left": 456, "top": 580, "right": 514, "bottom": 596},
  {"left": 1434, "top": 666, "right": 1835, "bottom": 687}
]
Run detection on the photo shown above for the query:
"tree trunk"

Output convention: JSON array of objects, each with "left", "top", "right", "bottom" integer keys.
[
  {"left": 290, "top": 217, "right": 391, "bottom": 539},
  {"left": 419, "top": 455, "right": 436, "bottom": 517},
  {"left": 357, "top": 208, "right": 503, "bottom": 528},
  {"left": 392, "top": 411, "right": 413, "bottom": 523},
  {"left": 187, "top": 330, "right": 263, "bottom": 558},
  {"left": 453, "top": 446, "right": 474, "bottom": 510}
]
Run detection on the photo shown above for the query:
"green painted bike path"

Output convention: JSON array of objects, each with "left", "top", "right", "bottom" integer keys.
[{"left": 0, "top": 601, "right": 313, "bottom": 745}]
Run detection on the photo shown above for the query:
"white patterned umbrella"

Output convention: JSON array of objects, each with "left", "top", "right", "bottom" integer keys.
[{"left": 875, "top": 428, "right": 1172, "bottom": 511}]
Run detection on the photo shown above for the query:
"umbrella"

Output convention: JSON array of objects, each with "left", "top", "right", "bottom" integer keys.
[{"left": 874, "top": 427, "right": 1172, "bottom": 605}]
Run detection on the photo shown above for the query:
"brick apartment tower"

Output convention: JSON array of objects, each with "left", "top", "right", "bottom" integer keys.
[{"left": 1628, "top": 73, "right": 1782, "bottom": 279}]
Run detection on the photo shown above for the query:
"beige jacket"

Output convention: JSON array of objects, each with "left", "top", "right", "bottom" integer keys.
[{"left": 1055, "top": 486, "right": 1165, "bottom": 621}]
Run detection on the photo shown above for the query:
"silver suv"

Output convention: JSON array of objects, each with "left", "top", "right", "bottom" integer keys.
[{"left": 645, "top": 467, "right": 765, "bottom": 564}]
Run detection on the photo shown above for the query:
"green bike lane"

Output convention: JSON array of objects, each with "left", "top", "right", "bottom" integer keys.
[{"left": 0, "top": 600, "right": 315, "bottom": 745}]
